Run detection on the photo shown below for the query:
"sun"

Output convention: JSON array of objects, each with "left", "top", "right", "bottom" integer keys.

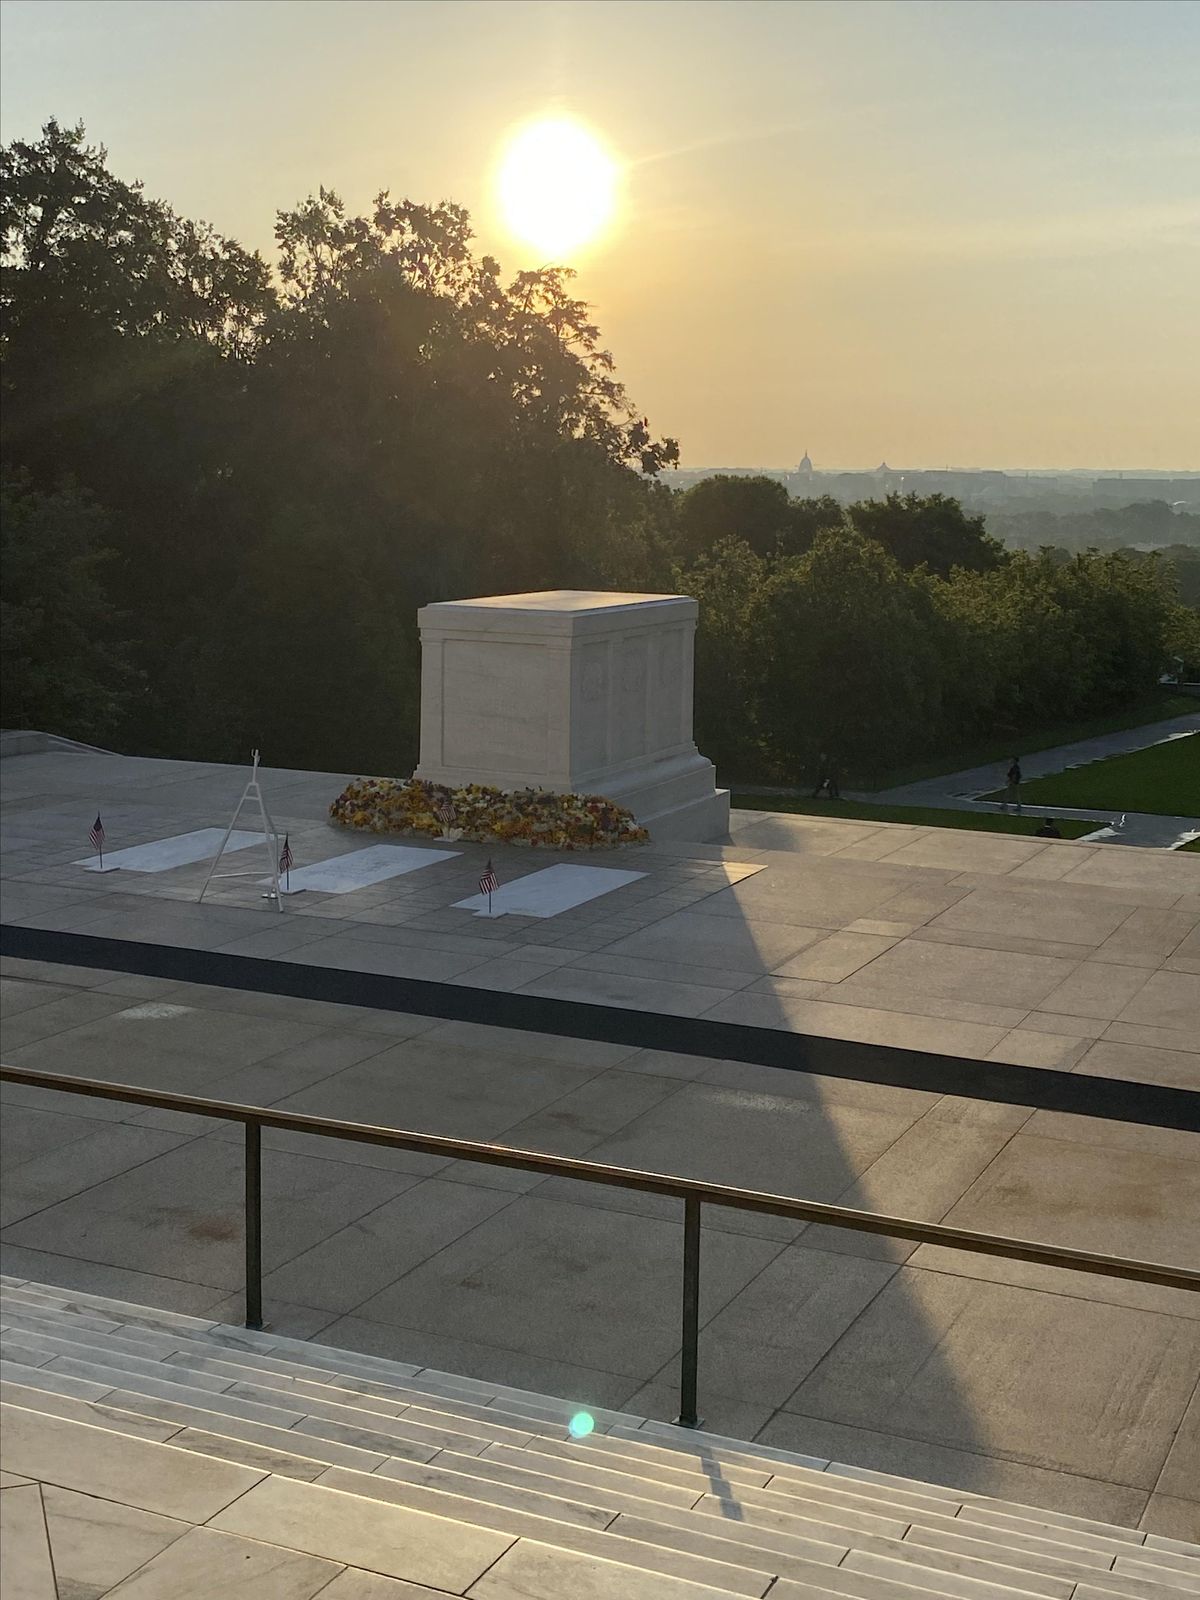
[{"left": 497, "top": 117, "right": 618, "bottom": 261}]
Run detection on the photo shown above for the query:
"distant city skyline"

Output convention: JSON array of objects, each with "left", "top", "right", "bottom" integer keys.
[
  {"left": 680, "top": 460, "right": 1199, "bottom": 476},
  {"left": 2, "top": 0, "right": 1197, "bottom": 469}
]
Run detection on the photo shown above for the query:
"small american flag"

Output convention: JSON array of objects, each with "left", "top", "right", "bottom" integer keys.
[
  {"left": 278, "top": 835, "right": 294, "bottom": 875},
  {"left": 478, "top": 861, "right": 498, "bottom": 897},
  {"left": 434, "top": 798, "right": 456, "bottom": 827},
  {"left": 89, "top": 813, "right": 105, "bottom": 851}
]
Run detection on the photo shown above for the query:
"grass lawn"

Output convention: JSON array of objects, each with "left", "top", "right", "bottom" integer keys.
[
  {"left": 860, "top": 692, "right": 1198, "bottom": 791},
  {"left": 984, "top": 733, "right": 1199, "bottom": 816},
  {"left": 1179, "top": 836, "right": 1200, "bottom": 852},
  {"left": 731, "top": 794, "right": 1097, "bottom": 839}
]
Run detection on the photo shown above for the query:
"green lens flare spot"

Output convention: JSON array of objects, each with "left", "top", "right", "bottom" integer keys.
[{"left": 568, "top": 1411, "right": 595, "bottom": 1439}]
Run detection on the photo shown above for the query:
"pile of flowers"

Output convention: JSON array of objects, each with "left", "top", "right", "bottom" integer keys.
[{"left": 329, "top": 777, "right": 649, "bottom": 849}]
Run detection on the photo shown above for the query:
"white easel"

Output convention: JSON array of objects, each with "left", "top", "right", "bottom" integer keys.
[{"left": 198, "top": 749, "right": 283, "bottom": 912}]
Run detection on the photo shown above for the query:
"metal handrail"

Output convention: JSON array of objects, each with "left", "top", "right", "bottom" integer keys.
[{"left": 3, "top": 1063, "right": 1197, "bottom": 1429}]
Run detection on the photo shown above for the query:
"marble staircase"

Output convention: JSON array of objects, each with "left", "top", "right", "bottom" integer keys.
[{"left": 1, "top": 1276, "right": 1197, "bottom": 1599}]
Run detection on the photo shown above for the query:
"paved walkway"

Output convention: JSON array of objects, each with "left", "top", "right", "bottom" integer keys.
[{"left": 856, "top": 714, "right": 1200, "bottom": 850}]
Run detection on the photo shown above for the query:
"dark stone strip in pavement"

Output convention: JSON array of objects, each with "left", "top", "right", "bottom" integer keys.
[{"left": 3, "top": 923, "right": 1198, "bottom": 1134}]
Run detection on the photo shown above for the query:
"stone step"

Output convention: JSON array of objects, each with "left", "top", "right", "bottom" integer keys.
[
  {"left": 615, "top": 1485, "right": 1185, "bottom": 1600},
  {"left": 609, "top": 1501, "right": 1079, "bottom": 1599},
  {"left": 4, "top": 1311, "right": 764, "bottom": 1508},
  {"left": 1, "top": 1324, "right": 539, "bottom": 1462},
  {"left": 1, "top": 1290, "right": 620, "bottom": 1437},
  {"left": 4, "top": 1366, "right": 1189, "bottom": 1600},
  {"left": 762, "top": 1564, "right": 1194, "bottom": 1600},
  {"left": 10, "top": 1350, "right": 1160, "bottom": 1600},
  {"left": 0, "top": 1367, "right": 769, "bottom": 1595},
  {"left": 5, "top": 1282, "right": 1197, "bottom": 1599},
  {"left": 4, "top": 1301, "right": 775, "bottom": 1499},
  {"left": 0, "top": 1384, "right": 754, "bottom": 1594},
  {"left": 4, "top": 1280, "right": 646, "bottom": 1425},
  {"left": 0, "top": 1372, "right": 398, "bottom": 1484},
  {"left": 691, "top": 1497, "right": 1196, "bottom": 1600},
  {"left": 187, "top": 1327, "right": 1159, "bottom": 1600},
  {"left": 838, "top": 1470, "right": 1159, "bottom": 1560},
  {"left": 1111, "top": 1553, "right": 1200, "bottom": 1587},
  {"left": 905, "top": 1525, "right": 1197, "bottom": 1593},
  {"left": 0, "top": 1376, "right": 189, "bottom": 1444},
  {"left": 0, "top": 1325, "right": 240, "bottom": 1394},
  {"left": 368, "top": 1446, "right": 695, "bottom": 1529},
  {"left": 315, "top": 1461, "right": 776, "bottom": 1597},
  {"left": 0, "top": 1366, "right": 407, "bottom": 1475},
  {"left": 1, "top": 1404, "right": 535, "bottom": 1596},
  {"left": 4, "top": 1327, "right": 1191, "bottom": 1600},
  {"left": 479, "top": 1437, "right": 727, "bottom": 1507},
  {"left": 2, "top": 1355, "right": 729, "bottom": 1544},
  {"left": 511, "top": 1427, "right": 777, "bottom": 1491},
  {"left": 611, "top": 1423, "right": 1184, "bottom": 1564},
  {"left": 1148, "top": 1538, "right": 1200, "bottom": 1561},
  {"left": 218, "top": 1472, "right": 754, "bottom": 1600}
]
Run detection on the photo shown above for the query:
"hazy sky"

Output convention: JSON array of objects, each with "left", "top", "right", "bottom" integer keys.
[{"left": 3, "top": 0, "right": 1197, "bottom": 469}]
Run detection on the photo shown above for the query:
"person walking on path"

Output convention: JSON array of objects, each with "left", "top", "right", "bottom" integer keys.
[
  {"left": 1002, "top": 755, "right": 1023, "bottom": 812},
  {"left": 811, "top": 755, "right": 842, "bottom": 801}
]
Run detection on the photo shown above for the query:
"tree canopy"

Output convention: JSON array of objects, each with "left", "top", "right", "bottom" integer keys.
[{"left": 2, "top": 120, "right": 1194, "bottom": 788}]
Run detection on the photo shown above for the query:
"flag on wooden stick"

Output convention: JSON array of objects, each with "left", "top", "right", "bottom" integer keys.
[
  {"left": 278, "top": 834, "right": 294, "bottom": 888},
  {"left": 479, "top": 859, "right": 498, "bottom": 913},
  {"left": 89, "top": 813, "right": 106, "bottom": 868}
]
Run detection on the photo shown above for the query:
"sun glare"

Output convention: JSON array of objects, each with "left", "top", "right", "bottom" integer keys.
[{"left": 497, "top": 117, "right": 618, "bottom": 261}]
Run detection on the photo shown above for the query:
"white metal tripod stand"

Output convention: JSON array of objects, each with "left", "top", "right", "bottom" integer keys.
[{"left": 198, "top": 750, "right": 283, "bottom": 912}]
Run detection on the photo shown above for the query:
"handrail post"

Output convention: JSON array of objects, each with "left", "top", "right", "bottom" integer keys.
[
  {"left": 676, "top": 1194, "right": 702, "bottom": 1428},
  {"left": 244, "top": 1121, "right": 263, "bottom": 1330}
]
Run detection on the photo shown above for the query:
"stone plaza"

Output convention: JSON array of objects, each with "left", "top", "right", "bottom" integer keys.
[{"left": 2, "top": 731, "right": 1198, "bottom": 1543}]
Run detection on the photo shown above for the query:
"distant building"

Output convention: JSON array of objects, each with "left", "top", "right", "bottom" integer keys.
[{"left": 670, "top": 457, "right": 1200, "bottom": 515}]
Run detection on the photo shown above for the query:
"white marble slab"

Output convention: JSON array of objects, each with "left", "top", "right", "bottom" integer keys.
[
  {"left": 454, "top": 863, "right": 646, "bottom": 918},
  {"left": 42, "top": 1483, "right": 189, "bottom": 1599},
  {"left": 0, "top": 1404, "right": 264, "bottom": 1521},
  {"left": 0, "top": 1481, "right": 55, "bottom": 1599},
  {"left": 76, "top": 829, "right": 263, "bottom": 874},
  {"left": 268, "top": 844, "right": 460, "bottom": 895}
]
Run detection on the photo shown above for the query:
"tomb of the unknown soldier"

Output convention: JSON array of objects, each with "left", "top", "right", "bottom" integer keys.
[
  {"left": 2, "top": 591, "right": 1199, "bottom": 1593},
  {"left": 414, "top": 588, "right": 731, "bottom": 842}
]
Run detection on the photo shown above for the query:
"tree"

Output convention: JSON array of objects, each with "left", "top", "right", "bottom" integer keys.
[
  {"left": 754, "top": 528, "right": 946, "bottom": 780},
  {"left": 849, "top": 493, "right": 1004, "bottom": 577},
  {"left": 675, "top": 538, "right": 770, "bottom": 777},
  {"left": 1, "top": 126, "right": 679, "bottom": 765},
  {"left": 0, "top": 472, "right": 132, "bottom": 740},
  {"left": 930, "top": 548, "right": 1180, "bottom": 736},
  {"left": 676, "top": 475, "right": 793, "bottom": 559},
  {"left": 782, "top": 494, "right": 846, "bottom": 556},
  {"left": 1, "top": 119, "right": 273, "bottom": 483}
]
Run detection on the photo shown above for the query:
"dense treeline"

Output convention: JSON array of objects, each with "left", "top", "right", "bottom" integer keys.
[
  {"left": 3, "top": 123, "right": 1197, "bottom": 786},
  {"left": 987, "top": 500, "right": 1199, "bottom": 556}
]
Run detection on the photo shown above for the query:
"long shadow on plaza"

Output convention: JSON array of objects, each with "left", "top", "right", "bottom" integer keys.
[{"left": 3, "top": 917, "right": 1197, "bottom": 1526}]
